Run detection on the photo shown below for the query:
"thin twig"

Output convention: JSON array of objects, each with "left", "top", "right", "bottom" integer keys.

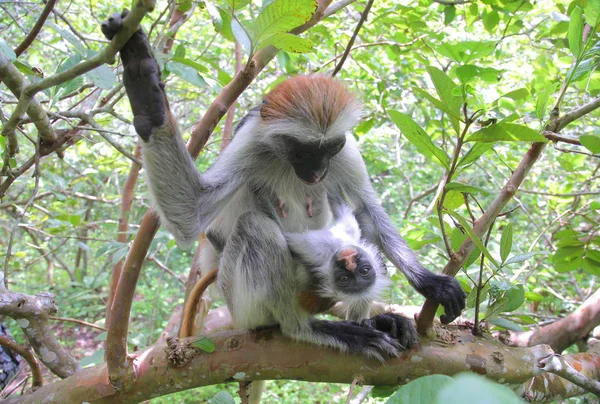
[
  {"left": 14, "top": 0, "right": 58, "bottom": 56},
  {"left": 49, "top": 316, "right": 107, "bottom": 331},
  {"left": 0, "top": 335, "right": 42, "bottom": 390},
  {"left": 331, "top": 0, "right": 374, "bottom": 77}
]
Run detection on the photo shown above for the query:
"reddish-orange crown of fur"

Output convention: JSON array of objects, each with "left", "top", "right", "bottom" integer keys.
[{"left": 260, "top": 75, "right": 358, "bottom": 132}]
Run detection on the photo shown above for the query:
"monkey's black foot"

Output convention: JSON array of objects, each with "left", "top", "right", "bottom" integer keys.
[
  {"left": 101, "top": 9, "right": 129, "bottom": 40},
  {"left": 419, "top": 274, "right": 467, "bottom": 324},
  {"left": 361, "top": 313, "right": 418, "bottom": 350}
]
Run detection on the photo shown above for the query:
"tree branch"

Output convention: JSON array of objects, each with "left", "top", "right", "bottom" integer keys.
[
  {"left": 0, "top": 335, "right": 42, "bottom": 390},
  {"left": 14, "top": 0, "right": 58, "bottom": 56},
  {"left": 331, "top": 0, "right": 374, "bottom": 77},
  {"left": 9, "top": 329, "right": 554, "bottom": 403}
]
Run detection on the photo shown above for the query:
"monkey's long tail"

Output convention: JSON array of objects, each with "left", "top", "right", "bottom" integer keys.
[{"left": 179, "top": 268, "right": 219, "bottom": 338}]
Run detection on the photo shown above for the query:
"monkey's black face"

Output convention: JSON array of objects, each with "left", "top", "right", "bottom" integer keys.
[
  {"left": 283, "top": 135, "right": 346, "bottom": 185},
  {"left": 333, "top": 246, "right": 376, "bottom": 294}
]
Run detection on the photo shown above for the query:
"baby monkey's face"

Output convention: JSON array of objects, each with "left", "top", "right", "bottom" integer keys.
[{"left": 333, "top": 245, "right": 377, "bottom": 294}]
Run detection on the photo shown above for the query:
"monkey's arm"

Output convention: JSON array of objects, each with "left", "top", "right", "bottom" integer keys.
[
  {"left": 102, "top": 12, "right": 241, "bottom": 244},
  {"left": 351, "top": 185, "right": 466, "bottom": 324}
]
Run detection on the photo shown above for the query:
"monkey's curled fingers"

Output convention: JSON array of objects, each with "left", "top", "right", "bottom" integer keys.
[
  {"left": 100, "top": 10, "right": 168, "bottom": 141},
  {"left": 360, "top": 313, "right": 418, "bottom": 350},
  {"left": 420, "top": 274, "right": 466, "bottom": 325}
]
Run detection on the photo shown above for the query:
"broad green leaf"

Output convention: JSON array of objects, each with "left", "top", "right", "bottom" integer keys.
[
  {"left": 258, "top": 33, "right": 313, "bottom": 53},
  {"left": 426, "top": 66, "right": 463, "bottom": 134},
  {"left": 0, "top": 38, "right": 16, "bottom": 61},
  {"left": 253, "top": 0, "right": 317, "bottom": 43},
  {"left": 178, "top": 0, "right": 193, "bottom": 12},
  {"left": 498, "top": 88, "right": 530, "bottom": 102},
  {"left": 568, "top": 7, "right": 584, "bottom": 58},
  {"left": 386, "top": 375, "right": 453, "bottom": 404},
  {"left": 429, "top": 41, "right": 496, "bottom": 64},
  {"left": 482, "top": 9, "right": 500, "bottom": 32},
  {"left": 225, "top": 0, "right": 251, "bottom": 10},
  {"left": 446, "top": 182, "right": 489, "bottom": 196},
  {"left": 525, "top": 292, "right": 544, "bottom": 302},
  {"left": 47, "top": 21, "right": 85, "bottom": 53},
  {"left": 535, "top": 82, "right": 560, "bottom": 120},
  {"left": 569, "top": 58, "right": 597, "bottom": 82},
  {"left": 455, "top": 64, "right": 502, "bottom": 84},
  {"left": 456, "top": 142, "right": 493, "bottom": 168},
  {"left": 446, "top": 210, "right": 500, "bottom": 268},
  {"left": 583, "top": 249, "right": 600, "bottom": 276},
  {"left": 171, "top": 57, "right": 209, "bottom": 73},
  {"left": 583, "top": 0, "right": 600, "bottom": 27},
  {"left": 174, "top": 44, "right": 186, "bottom": 59},
  {"left": 487, "top": 316, "right": 525, "bottom": 331},
  {"left": 466, "top": 284, "right": 489, "bottom": 309},
  {"left": 466, "top": 123, "right": 546, "bottom": 142},
  {"left": 206, "top": 2, "right": 224, "bottom": 33},
  {"left": 436, "top": 373, "right": 524, "bottom": 404},
  {"left": 212, "top": 391, "right": 235, "bottom": 404},
  {"left": 372, "top": 385, "right": 399, "bottom": 398},
  {"left": 484, "top": 296, "right": 509, "bottom": 319},
  {"left": 505, "top": 252, "right": 543, "bottom": 265},
  {"left": 231, "top": 19, "right": 252, "bottom": 55},
  {"left": 552, "top": 246, "right": 584, "bottom": 272},
  {"left": 13, "top": 60, "right": 35, "bottom": 76},
  {"left": 443, "top": 190, "right": 464, "bottom": 210},
  {"left": 444, "top": 6, "right": 456, "bottom": 25},
  {"left": 192, "top": 337, "right": 216, "bottom": 353},
  {"left": 580, "top": 135, "right": 600, "bottom": 153},
  {"left": 216, "top": 6, "right": 234, "bottom": 41},
  {"left": 500, "top": 223, "right": 513, "bottom": 264},
  {"left": 80, "top": 348, "right": 105, "bottom": 367},
  {"left": 504, "top": 284, "right": 525, "bottom": 312},
  {"left": 389, "top": 110, "right": 449, "bottom": 169},
  {"left": 412, "top": 87, "right": 462, "bottom": 121},
  {"left": 86, "top": 65, "right": 116, "bottom": 89},
  {"left": 167, "top": 61, "right": 207, "bottom": 87}
]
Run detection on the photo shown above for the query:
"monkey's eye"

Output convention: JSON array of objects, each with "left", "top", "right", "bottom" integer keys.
[
  {"left": 337, "top": 275, "right": 350, "bottom": 284},
  {"left": 295, "top": 151, "right": 312, "bottom": 160},
  {"left": 358, "top": 266, "right": 371, "bottom": 276}
]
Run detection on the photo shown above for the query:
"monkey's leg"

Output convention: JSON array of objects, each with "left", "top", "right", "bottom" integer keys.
[{"left": 101, "top": 12, "right": 239, "bottom": 244}]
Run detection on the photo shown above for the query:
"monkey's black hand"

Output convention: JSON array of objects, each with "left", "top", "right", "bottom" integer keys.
[
  {"left": 419, "top": 274, "right": 466, "bottom": 324},
  {"left": 101, "top": 10, "right": 167, "bottom": 142},
  {"left": 361, "top": 313, "right": 418, "bottom": 350}
]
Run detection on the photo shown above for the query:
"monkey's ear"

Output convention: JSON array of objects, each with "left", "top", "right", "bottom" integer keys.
[{"left": 259, "top": 99, "right": 268, "bottom": 120}]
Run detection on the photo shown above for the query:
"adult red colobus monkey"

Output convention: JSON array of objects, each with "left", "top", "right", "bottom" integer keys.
[{"left": 102, "top": 10, "right": 465, "bottom": 358}]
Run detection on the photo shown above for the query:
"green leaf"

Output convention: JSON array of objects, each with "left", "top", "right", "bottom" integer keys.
[
  {"left": 580, "top": 135, "right": 600, "bottom": 153},
  {"left": 429, "top": 41, "right": 496, "bottom": 64},
  {"left": 178, "top": 0, "right": 193, "bottom": 12},
  {"left": 371, "top": 385, "right": 400, "bottom": 398},
  {"left": 552, "top": 246, "right": 584, "bottom": 272},
  {"left": 455, "top": 65, "right": 502, "bottom": 84},
  {"left": 86, "top": 65, "right": 116, "bottom": 89},
  {"left": 386, "top": 375, "right": 453, "bottom": 404},
  {"left": 525, "top": 292, "right": 544, "bottom": 302},
  {"left": 231, "top": 19, "right": 252, "bottom": 55},
  {"left": 171, "top": 57, "right": 209, "bottom": 73},
  {"left": 0, "top": 38, "right": 16, "bottom": 61},
  {"left": 535, "top": 82, "right": 560, "bottom": 120},
  {"left": 504, "top": 284, "right": 525, "bottom": 312},
  {"left": 484, "top": 296, "right": 509, "bottom": 319},
  {"left": 253, "top": 0, "right": 317, "bottom": 43},
  {"left": 426, "top": 66, "right": 463, "bottom": 134},
  {"left": 466, "top": 123, "right": 546, "bottom": 142},
  {"left": 504, "top": 252, "right": 544, "bottom": 265},
  {"left": 216, "top": 6, "right": 234, "bottom": 41},
  {"left": 446, "top": 182, "right": 489, "bottom": 196},
  {"left": 498, "top": 88, "right": 530, "bottom": 102},
  {"left": 80, "top": 348, "right": 105, "bottom": 367},
  {"left": 456, "top": 142, "right": 493, "bottom": 168},
  {"left": 583, "top": 0, "right": 600, "bottom": 27},
  {"left": 192, "top": 337, "right": 216, "bottom": 353},
  {"left": 466, "top": 284, "right": 489, "bottom": 309},
  {"left": 412, "top": 88, "right": 462, "bottom": 121},
  {"left": 225, "top": 0, "right": 251, "bottom": 10},
  {"left": 389, "top": 110, "right": 449, "bottom": 169},
  {"left": 206, "top": 2, "right": 224, "bottom": 33},
  {"left": 487, "top": 316, "right": 525, "bottom": 332},
  {"left": 444, "top": 6, "right": 456, "bottom": 25},
  {"left": 500, "top": 223, "right": 513, "bottom": 264},
  {"left": 482, "top": 9, "right": 500, "bottom": 33},
  {"left": 568, "top": 7, "right": 584, "bottom": 58},
  {"left": 167, "top": 61, "right": 207, "bottom": 87},
  {"left": 212, "top": 391, "right": 236, "bottom": 404},
  {"left": 258, "top": 33, "right": 313, "bottom": 53},
  {"left": 583, "top": 249, "right": 600, "bottom": 276},
  {"left": 174, "top": 43, "right": 186, "bottom": 59},
  {"left": 47, "top": 21, "right": 85, "bottom": 53},
  {"left": 445, "top": 210, "right": 500, "bottom": 268},
  {"left": 436, "top": 373, "right": 524, "bottom": 404}
]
